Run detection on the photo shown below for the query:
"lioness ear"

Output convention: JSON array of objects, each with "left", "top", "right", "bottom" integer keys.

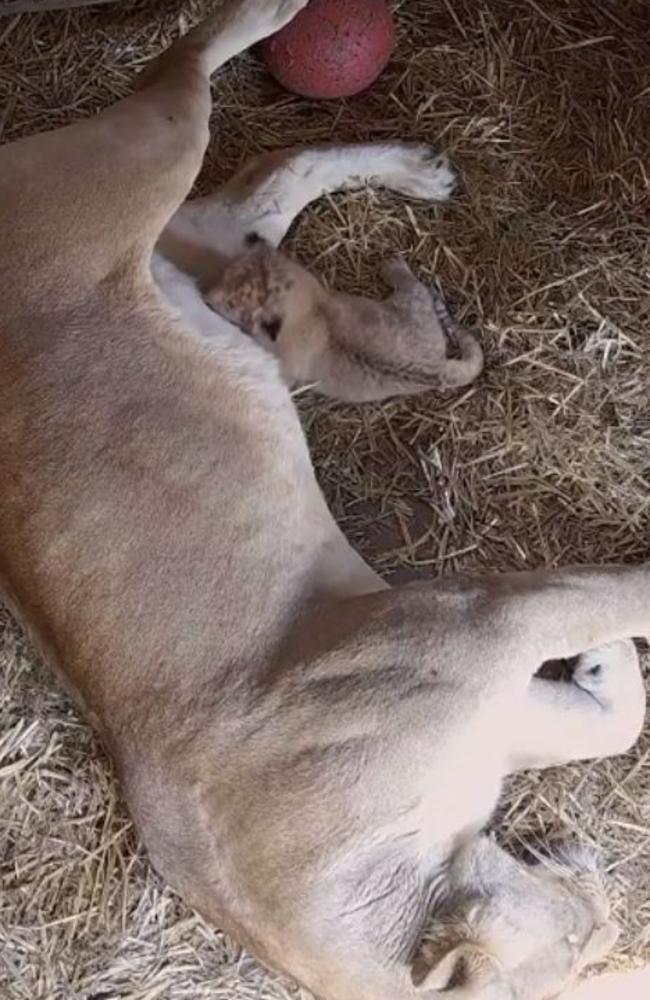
[{"left": 412, "top": 943, "right": 495, "bottom": 993}]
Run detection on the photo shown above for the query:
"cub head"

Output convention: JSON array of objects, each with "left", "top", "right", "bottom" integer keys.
[{"left": 204, "top": 233, "right": 317, "bottom": 345}]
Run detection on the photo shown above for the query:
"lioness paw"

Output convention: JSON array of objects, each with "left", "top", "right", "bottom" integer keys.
[
  {"left": 392, "top": 145, "right": 458, "bottom": 202},
  {"left": 573, "top": 640, "right": 638, "bottom": 693},
  {"left": 573, "top": 639, "right": 645, "bottom": 728}
]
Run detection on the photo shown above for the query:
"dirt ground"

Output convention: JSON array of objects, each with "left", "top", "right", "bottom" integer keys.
[{"left": 1, "top": 1, "right": 649, "bottom": 997}]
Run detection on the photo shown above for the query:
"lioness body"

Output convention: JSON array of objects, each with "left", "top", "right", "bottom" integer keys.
[{"left": 0, "top": 4, "right": 648, "bottom": 999}]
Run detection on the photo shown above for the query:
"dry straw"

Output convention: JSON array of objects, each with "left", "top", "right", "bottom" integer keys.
[
  {"left": 1, "top": 0, "right": 649, "bottom": 997},
  {"left": 0, "top": 0, "right": 118, "bottom": 15}
]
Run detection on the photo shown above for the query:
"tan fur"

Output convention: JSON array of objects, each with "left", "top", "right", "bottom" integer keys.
[
  {"left": 0, "top": 4, "right": 648, "bottom": 1000},
  {"left": 204, "top": 239, "right": 483, "bottom": 401}
]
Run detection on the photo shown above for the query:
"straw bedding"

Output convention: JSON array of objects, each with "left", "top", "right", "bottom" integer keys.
[{"left": 1, "top": 1, "right": 649, "bottom": 996}]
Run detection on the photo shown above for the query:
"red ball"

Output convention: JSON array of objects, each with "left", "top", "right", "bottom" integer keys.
[{"left": 262, "top": 0, "right": 396, "bottom": 100}]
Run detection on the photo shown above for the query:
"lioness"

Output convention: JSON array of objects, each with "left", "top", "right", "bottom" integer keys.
[{"left": 0, "top": 3, "right": 647, "bottom": 1000}]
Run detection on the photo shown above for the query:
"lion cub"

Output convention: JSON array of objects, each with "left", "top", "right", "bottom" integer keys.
[{"left": 204, "top": 234, "right": 483, "bottom": 402}]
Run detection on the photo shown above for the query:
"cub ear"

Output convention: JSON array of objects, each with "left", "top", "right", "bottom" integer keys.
[
  {"left": 260, "top": 315, "right": 283, "bottom": 341},
  {"left": 244, "top": 231, "right": 272, "bottom": 250},
  {"left": 412, "top": 943, "right": 497, "bottom": 994}
]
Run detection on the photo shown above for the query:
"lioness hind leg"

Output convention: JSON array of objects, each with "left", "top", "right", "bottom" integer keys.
[{"left": 510, "top": 640, "right": 646, "bottom": 771}]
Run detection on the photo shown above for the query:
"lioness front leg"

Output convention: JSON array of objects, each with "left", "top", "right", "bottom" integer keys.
[
  {"left": 147, "top": 0, "right": 311, "bottom": 79},
  {"left": 158, "top": 142, "right": 457, "bottom": 279},
  {"left": 218, "top": 141, "right": 458, "bottom": 245},
  {"left": 510, "top": 640, "right": 646, "bottom": 771}
]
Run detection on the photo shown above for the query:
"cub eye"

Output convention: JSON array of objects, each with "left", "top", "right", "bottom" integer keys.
[{"left": 260, "top": 316, "right": 282, "bottom": 341}]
